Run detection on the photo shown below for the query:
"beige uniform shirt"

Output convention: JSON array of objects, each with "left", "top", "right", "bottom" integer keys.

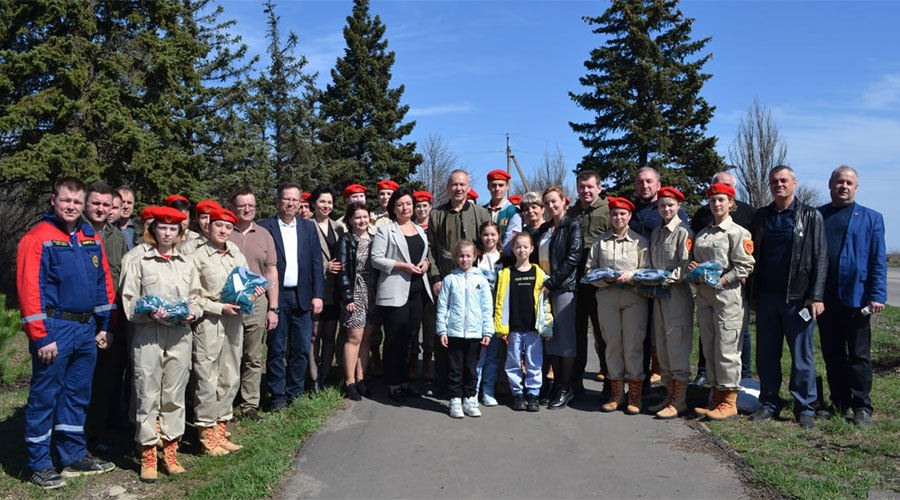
[
  {"left": 649, "top": 215, "right": 693, "bottom": 286},
  {"left": 693, "top": 216, "right": 755, "bottom": 286},
  {"left": 119, "top": 243, "right": 201, "bottom": 325},
  {"left": 586, "top": 228, "right": 649, "bottom": 288},
  {"left": 191, "top": 240, "right": 249, "bottom": 317}
]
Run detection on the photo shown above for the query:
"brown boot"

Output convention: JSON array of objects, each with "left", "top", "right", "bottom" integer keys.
[
  {"left": 216, "top": 421, "right": 243, "bottom": 452},
  {"left": 600, "top": 379, "right": 625, "bottom": 412},
  {"left": 161, "top": 439, "right": 186, "bottom": 475},
  {"left": 648, "top": 380, "right": 674, "bottom": 413},
  {"left": 625, "top": 379, "right": 642, "bottom": 415},
  {"left": 198, "top": 426, "right": 229, "bottom": 456},
  {"left": 694, "top": 387, "right": 723, "bottom": 417},
  {"left": 656, "top": 380, "right": 687, "bottom": 419},
  {"left": 706, "top": 389, "right": 739, "bottom": 421},
  {"left": 140, "top": 445, "right": 158, "bottom": 483}
]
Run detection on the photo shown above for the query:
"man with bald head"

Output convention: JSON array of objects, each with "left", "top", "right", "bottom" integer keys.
[{"left": 816, "top": 166, "right": 885, "bottom": 427}]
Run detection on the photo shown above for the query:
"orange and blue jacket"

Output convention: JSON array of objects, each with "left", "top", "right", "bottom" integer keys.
[{"left": 16, "top": 212, "right": 117, "bottom": 348}]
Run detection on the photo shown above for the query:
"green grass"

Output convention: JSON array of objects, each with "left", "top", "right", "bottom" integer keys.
[{"left": 704, "top": 305, "right": 900, "bottom": 499}]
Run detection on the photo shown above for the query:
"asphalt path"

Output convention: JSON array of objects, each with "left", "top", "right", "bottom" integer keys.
[
  {"left": 887, "top": 268, "right": 899, "bottom": 306},
  {"left": 277, "top": 350, "right": 747, "bottom": 499}
]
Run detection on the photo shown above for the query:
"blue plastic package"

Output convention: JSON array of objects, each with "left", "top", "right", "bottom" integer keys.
[
  {"left": 632, "top": 269, "right": 671, "bottom": 284},
  {"left": 220, "top": 267, "right": 268, "bottom": 314},
  {"left": 686, "top": 261, "right": 723, "bottom": 288},
  {"left": 134, "top": 295, "right": 191, "bottom": 325},
  {"left": 581, "top": 268, "right": 621, "bottom": 284}
]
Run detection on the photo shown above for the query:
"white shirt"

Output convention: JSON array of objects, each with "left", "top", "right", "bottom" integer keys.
[{"left": 278, "top": 216, "right": 299, "bottom": 287}]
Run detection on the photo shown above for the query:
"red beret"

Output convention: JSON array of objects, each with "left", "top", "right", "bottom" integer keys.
[
  {"left": 343, "top": 184, "right": 366, "bottom": 198},
  {"left": 467, "top": 188, "right": 479, "bottom": 200},
  {"left": 153, "top": 206, "right": 187, "bottom": 225},
  {"left": 300, "top": 192, "right": 311, "bottom": 203},
  {"left": 195, "top": 200, "right": 222, "bottom": 215},
  {"left": 209, "top": 208, "right": 238, "bottom": 225},
  {"left": 413, "top": 190, "right": 434, "bottom": 203},
  {"left": 657, "top": 187, "right": 685, "bottom": 202},
  {"left": 487, "top": 169, "right": 511, "bottom": 182},
  {"left": 706, "top": 183, "right": 736, "bottom": 198},
  {"left": 140, "top": 206, "right": 158, "bottom": 220},
  {"left": 376, "top": 180, "right": 400, "bottom": 192},
  {"left": 165, "top": 194, "right": 189, "bottom": 206},
  {"left": 608, "top": 196, "right": 636, "bottom": 212},
  {"left": 508, "top": 195, "right": 522, "bottom": 206}
]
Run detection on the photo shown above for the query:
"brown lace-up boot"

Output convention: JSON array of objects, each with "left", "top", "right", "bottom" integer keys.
[
  {"left": 161, "top": 440, "right": 186, "bottom": 475},
  {"left": 140, "top": 445, "right": 158, "bottom": 483},
  {"left": 656, "top": 380, "right": 687, "bottom": 419},
  {"left": 706, "top": 389, "right": 739, "bottom": 421},
  {"left": 600, "top": 379, "right": 625, "bottom": 412},
  {"left": 625, "top": 379, "right": 643, "bottom": 415},
  {"left": 695, "top": 387, "right": 723, "bottom": 417},
  {"left": 648, "top": 380, "right": 674, "bottom": 413},
  {"left": 199, "top": 426, "right": 229, "bottom": 456},
  {"left": 216, "top": 421, "right": 242, "bottom": 452}
]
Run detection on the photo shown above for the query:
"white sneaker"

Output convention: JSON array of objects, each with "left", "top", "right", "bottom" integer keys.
[
  {"left": 482, "top": 394, "right": 499, "bottom": 407},
  {"left": 463, "top": 396, "right": 481, "bottom": 417},
  {"left": 448, "top": 398, "right": 464, "bottom": 418}
]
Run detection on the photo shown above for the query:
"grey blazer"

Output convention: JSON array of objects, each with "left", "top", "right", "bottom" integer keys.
[{"left": 371, "top": 221, "right": 433, "bottom": 307}]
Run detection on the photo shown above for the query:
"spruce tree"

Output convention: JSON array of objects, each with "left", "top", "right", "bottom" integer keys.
[
  {"left": 569, "top": 0, "right": 723, "bottom": 207},
  {"left": 319, "top": 0, "right": 422, "bottom": 191}
]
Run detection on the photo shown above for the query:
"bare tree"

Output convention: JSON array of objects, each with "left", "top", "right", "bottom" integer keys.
[
  {"left": 514, "top": 145, "right": 573, "bottom": 201},
  {"left": 413, "top": 134, "right": 458, "bottom": 205},
  {"left": 729, "top": 98, "right": 788, "bottom": 207},
  {"left": 795, "top": 183, "right": 824, "bottom": 207}
]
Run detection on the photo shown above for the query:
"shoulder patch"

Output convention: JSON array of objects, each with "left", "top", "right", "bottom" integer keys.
[
  {"left": 80, "top": 239, "right": 99, "bottom": 246},
  {"left": 743, "top": 239, "right": 754, "bottom": 254},
  {"left": 685, "top": 237, "right": 693, "bottom": 252},
  {"left": 92, "top": 255, "right": 99, "bottom": 267}
]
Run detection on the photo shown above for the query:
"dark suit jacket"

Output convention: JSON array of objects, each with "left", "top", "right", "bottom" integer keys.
[{"left": 258, "top": 216, "right": 324, "bottom": 311}]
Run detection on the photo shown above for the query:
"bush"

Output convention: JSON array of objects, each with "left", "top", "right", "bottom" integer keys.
[{"left": 0, "top": 294, "right": 23, "bottom": 385}]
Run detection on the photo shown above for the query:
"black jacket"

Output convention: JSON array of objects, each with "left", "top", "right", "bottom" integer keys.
[
  {"left": 335, "top": 232, "right": 359, "bottom": 305},
  {"left": 537, "top": 216, "right": 584, "bottom": 293},
  {"left": 748, "top": 200, "right": 827, "bottom": 302}
]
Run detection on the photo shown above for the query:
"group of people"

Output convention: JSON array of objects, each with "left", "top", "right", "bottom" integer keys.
[{"left": 16, "top": 162, "right": 886, "bottom": 490}]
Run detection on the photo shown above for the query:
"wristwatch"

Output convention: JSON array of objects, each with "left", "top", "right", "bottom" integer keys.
[{"left": 268, "top": 307, "right": 280, "bottom": 314}]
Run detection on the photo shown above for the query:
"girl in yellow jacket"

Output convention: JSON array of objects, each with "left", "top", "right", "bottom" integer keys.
[{"left": 494, "top": 233, "right": 553, "bottom": 412}]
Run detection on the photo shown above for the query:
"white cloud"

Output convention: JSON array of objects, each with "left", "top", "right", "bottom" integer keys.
[
  {"left": 407, "top": 103, "right": 474, "bottom": 117},
  {"left": 862, "top": 73, "right": 900, "bottom": 110}
]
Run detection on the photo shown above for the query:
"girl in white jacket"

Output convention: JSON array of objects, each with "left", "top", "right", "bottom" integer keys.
[{"left": 436, "top": 240, "right": 493, "bottom": 418}]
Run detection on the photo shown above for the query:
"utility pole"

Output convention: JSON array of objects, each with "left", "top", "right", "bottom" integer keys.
[{"left": 506, "top": 133, "right": 529, "bottom": 192}]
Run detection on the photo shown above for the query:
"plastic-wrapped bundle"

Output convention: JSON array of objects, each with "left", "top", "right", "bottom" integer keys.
[
  {"left": 686, "top": 261, "right": 723, "bottom": 288},
  {"left": 220, "top": 266, "right": 268, "bottom": 314},
  {"left": 581, "top": 268, "right": 621, "bottom": 284},
  {"left": 134, "top": 295, "right": 192, "bottom": 325},
  {"left": 632, "top": 269, "right": 671, "bottom": 284}
]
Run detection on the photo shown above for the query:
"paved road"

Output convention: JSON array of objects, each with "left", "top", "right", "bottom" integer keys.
[
  {"left": 278, "top": 353, "right": 747, "bottom": 499},
  {"left": 887, "top": 268, "right": 899, "bottom": 306}
]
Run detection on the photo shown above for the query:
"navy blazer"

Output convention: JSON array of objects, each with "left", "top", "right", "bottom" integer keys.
[
  {"left": 817, "top": 202, "right": 887, "bottom": 308},
  {"left": 258, "top": 216, "right": 325, "bottom": 311}
]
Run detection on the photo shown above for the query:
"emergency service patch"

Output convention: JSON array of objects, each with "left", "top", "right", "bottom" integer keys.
[
  {"left": 743, "top": 239, "right": 754, "bottom": 254},
  {"left": 47, "top": 240, "right": 71, "bottom": 247},
  {"left": 685, "top": 237, "right": 693, "bottom": 252},
  {"left": 92, "top": 255, "right": 99, "bottom": 268},
  {"left": 80, "top": 239, "right": 98, "bottom": 246}
]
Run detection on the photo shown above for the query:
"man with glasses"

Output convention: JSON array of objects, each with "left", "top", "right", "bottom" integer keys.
[
  {"left": 259, "top": 183, "right": 324, "bottom": 412},
  {"left": 229, "top": 187, "right": 280, "bottom": 420}
]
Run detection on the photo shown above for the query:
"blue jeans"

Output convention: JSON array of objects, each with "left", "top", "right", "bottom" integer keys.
[
  {"left": 755, "top": 295, "right": 818, "bottom": 416},
  {"left": 505, "top": 331, "right": 543, "bottom": 396},
  {"left": 266, "top": 290, "right": 313, "bottom": 405},
  {"left": 476, "top": 334, "right": 503, "bottom": 397},
  {"left": 25, "top": 319, "right": 97, "bottom": 472}
]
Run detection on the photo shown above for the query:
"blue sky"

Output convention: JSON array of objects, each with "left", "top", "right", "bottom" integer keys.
[{"left": 220, "top": 0, "right": 900, "bottom": 248}]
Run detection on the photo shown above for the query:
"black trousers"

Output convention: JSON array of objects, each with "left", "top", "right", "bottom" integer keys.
[
  {"left": 381, "top": 291, "right": 424, "bottom": 386},
  {"left": 575, "top": 283, "right": 606, "bottom": 384},
  {"left": 447, "top": 337, "right": 481, "bottom": 399},
  {"left": 818, "top": 302, "right": 873, "bottom": 411}
]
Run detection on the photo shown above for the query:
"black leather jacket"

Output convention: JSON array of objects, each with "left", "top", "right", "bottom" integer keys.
[
  {"left": 335, "top": 232, "right": 359, "bottom": 305},
  {"left": 537, "top": 216, "right": 584, "bottom": 293},
  {"left": 749, "top": 200, "right": 827, "bottom": 302}
]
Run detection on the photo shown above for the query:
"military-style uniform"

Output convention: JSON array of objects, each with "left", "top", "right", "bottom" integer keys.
[
  {"left": 586, "top": 228, "right": 649, "bottom": 382},
  {"left": 191, "top": 240, "right": 249, "bottom": 428},
  {"left": 693, "top": 215, "right": 755, "bottom": 390},
  {"left": 119, "top": 243, "right": 200, "bottom": 446},
  {"left": 177, "top": 229, "right": 204, "bottom": 256},
  {"left": 649, "top": 215, "right": 695, "bottom": 384}
]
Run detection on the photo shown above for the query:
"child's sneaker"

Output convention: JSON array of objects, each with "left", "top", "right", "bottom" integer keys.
[
  {"left": 482, "top": 393, "right": 499, "bottom": 406},
  {"left": 449, "top": 398, "right": 464, "bottom": 418},
  {"left": 512, "top": 394, "right": 527, "bottom": 411},
  {"left": 463, "top": 396, "right": 482, "bottom": 417},
  {"left": 525, "top": 394, "right": 540, "bottom": 412}
]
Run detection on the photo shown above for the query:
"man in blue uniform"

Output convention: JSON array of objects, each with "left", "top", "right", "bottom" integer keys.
[{"left": 17, "top": 177, "right": 117, "bottom": 489}]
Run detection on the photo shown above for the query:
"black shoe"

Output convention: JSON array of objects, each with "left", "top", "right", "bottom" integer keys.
[
  {"left": 538, "top": 384, "right": 551, "bottom": 405},
  {"left": 269, "top": 400, "right": 287, "bottom": 413},
  {"left": 345, "top": 383, "right": 362, "bottom": 401},
  {"left": 402, "top": 385, "right": 422, "bottom": 398},
  {"left": 525, "top": 394, "right": 540, "bottom": 412},
  {"left": 853, "top": 408, "right": 872, "bottom": 427},
  {"left": 843, "top": 407, "right": 855, "bottom": 420},
  {"left": 237, "top": 407, "right": 263, "bottom": 422},
  {"left": 571, "top": 380, "right": 585, "bottom": 395},
  {"left": 750, "top": 407, "right": 776, "bottom": 422},
  {"left": 689, "top": 373, "right": 709, "bottom": 389},
  {"left": 798, "top": 414, "right": 815, "bottom": 429},
  {"left": 815, "top": 405, "right": 835, "bottom": 419},
  {"left": 388, "top": 387, "right": 407, "bottom": 404},
  {"left": 30, "top": 467, "right": 66, "bottom": 489},
  {"left": 512, "top": 395, "right": 527, "bottom": 411},
  {"left": 357, "top": 380, "right": 372, "bottom": 397},
  {"left": 60, "top": 456, "right": 115, "bottom": 477},
  {"left": 548, "top": 387, "right": 573, "bottom": 410}
]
